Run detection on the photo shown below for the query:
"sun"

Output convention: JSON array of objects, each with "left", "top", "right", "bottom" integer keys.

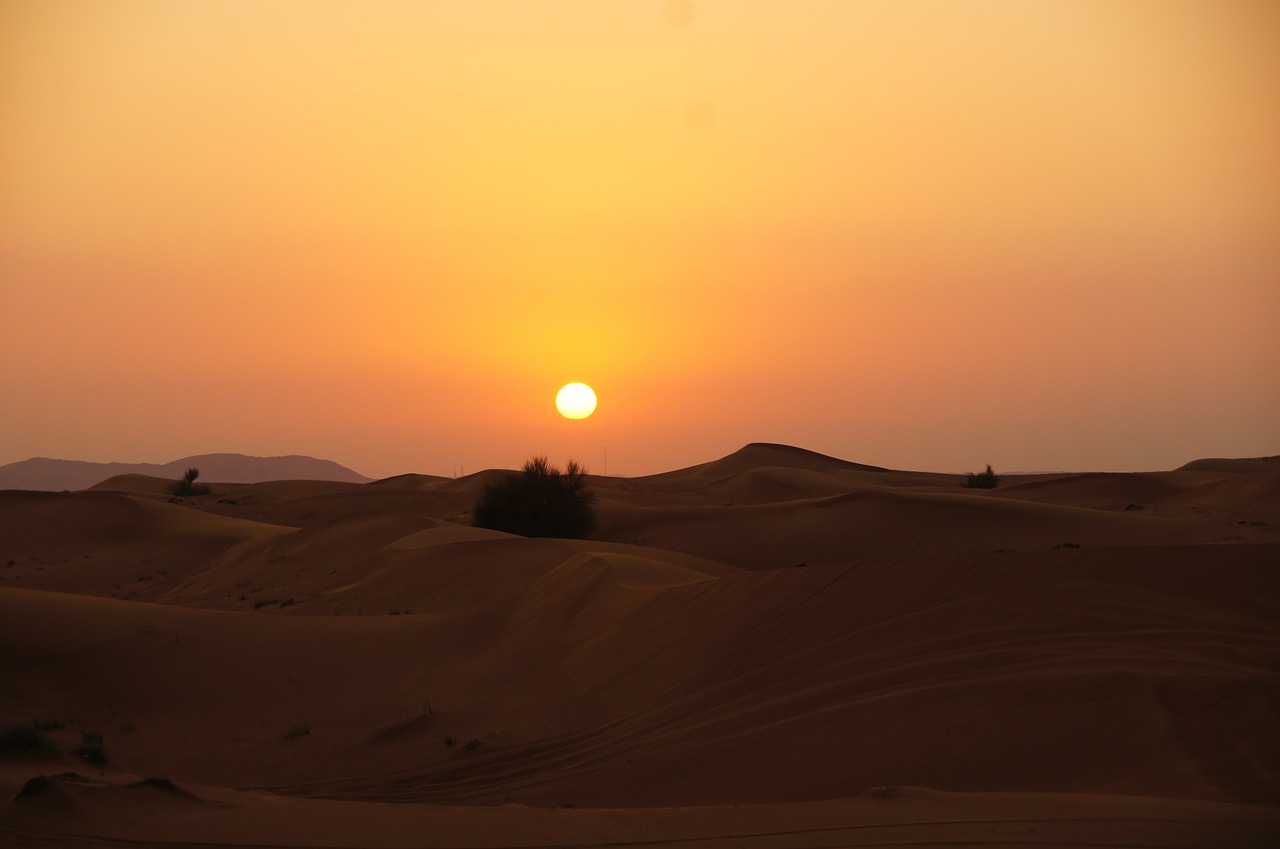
[{"left": 556, "top": 382, "right": 597, "bottom": 420}]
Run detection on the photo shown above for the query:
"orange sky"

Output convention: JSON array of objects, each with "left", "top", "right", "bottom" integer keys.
[{"left": 2, "top": 0, "right": 1278, "bottom": 478}]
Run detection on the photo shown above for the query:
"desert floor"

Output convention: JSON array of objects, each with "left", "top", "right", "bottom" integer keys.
[{"left": 2, "top": 443, "right": 1278, "bottom": 848}]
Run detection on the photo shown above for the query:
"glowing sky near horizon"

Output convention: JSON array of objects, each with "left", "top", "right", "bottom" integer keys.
[{"left": 2, "top": 0, "right": 1277, "bottom": 478}]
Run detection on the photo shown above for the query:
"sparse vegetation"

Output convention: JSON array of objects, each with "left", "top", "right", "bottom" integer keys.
[
  {"left": 253, "top": 598, "right": 296, "bottom": 609},
  {"left": 961, "top": 464, "right": 1000, "bottom": 489},
  {"left": 73, "top": 729, "right": 108, "bottom": 766},
  {"left": 284, "top": 723, "right": 311, "bottom": 740},
  {"left": 473, "top": 456, "right": 595, "bottom": 538},
  {"left": 169, "top": 467, "right": 211, "bottom": 497}
]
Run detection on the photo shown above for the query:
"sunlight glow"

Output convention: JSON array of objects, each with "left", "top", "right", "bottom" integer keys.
[{"left": 556, "top": 383, "right": 597, "bottom": 420}]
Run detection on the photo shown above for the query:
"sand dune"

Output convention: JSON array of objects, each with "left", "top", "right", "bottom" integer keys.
[
  {"left": 646, "top": 442, "right": 893, "bottom": 480},
  {"left": 2, "top": 445, "right": 1277, "bottom": 847},
  {"left": 597, "top": 487, "right": 1228, "bottom": 568},
  {"left": 1178, "top": 456, "right": 1280, "bottom": 474},
  {"left": 6, "top": 775, "right": 1278, "bottom": 849},
  {"left": 0, "top": 490, "right": 289, "bottom": 599}
]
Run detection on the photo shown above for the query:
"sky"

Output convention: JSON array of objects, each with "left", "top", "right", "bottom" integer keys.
[{"left": 2, "top": 0, "right": 1278, "bottom": 479}]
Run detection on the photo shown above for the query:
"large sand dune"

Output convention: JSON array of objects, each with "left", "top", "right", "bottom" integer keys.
[{"left": 2, "top": 444, "right": 1277, "bottom": 847}]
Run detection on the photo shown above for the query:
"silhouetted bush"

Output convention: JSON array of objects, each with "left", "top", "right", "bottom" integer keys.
[
  {"left": 473, "top": 456, "right": 595, "bottom": 538},
  {"left": 73, "top": 729, "right": 108, "bottom": 766},
  {"left": 169, "top": 467, "right": 210, "bottom": 497},
  {"left": 962, "top": 464, "right": 1000, "bottom": 489},
  {"left": 284, "top": 723, "right": 311, "bottom": 740}
]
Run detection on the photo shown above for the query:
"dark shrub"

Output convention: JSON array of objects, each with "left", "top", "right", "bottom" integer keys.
[
  {"left": 73, "top": 729, "right": 108, "bottom": 766},
  {"left": 169, "top": 467, "right": 210, "bottom": 497},
  {"left": 284, "top": 723, "right": 311, "bottom": 740},
  {"left": 473, "top": 457, "right": 595, "bottom": 538},
  {"left": 962, "top": 464, "right": 1000, "bottom": 489}
]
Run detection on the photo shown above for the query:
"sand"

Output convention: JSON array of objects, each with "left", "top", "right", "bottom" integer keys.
[{"left": 2, "top": 443, "right": 1278, "bottom": 848}]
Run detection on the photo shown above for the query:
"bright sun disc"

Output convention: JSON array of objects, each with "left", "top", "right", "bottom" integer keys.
[{"left": 556, "top": 383, "right": 597, "bottom": 420}]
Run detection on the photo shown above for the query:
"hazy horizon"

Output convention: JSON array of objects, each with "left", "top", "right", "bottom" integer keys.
[
  {"left": 4, "top": 440, "right": 1275, "bottom": 484},
  {"left": 3, "top": 1, "right": 1277, "bottom": 479}
]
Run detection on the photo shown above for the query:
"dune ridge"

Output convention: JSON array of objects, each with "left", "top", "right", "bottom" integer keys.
[{"left": 2, "top": 445, "right": 1277, "bottom": 847}]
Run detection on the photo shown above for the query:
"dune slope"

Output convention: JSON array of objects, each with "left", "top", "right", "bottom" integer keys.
[{"left": 2, "top": 445, "right": 1278, "bottom": 847}]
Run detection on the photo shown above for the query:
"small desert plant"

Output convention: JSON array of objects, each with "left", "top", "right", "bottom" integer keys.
[
  {"left": 284, "top": 723, "right": 311, "bottom": 740},
  {"left": 961, "top": 464, "right": 1000, "bottom": 489},
  {"left": 73, "top": 729, "right": 108, "bottom": 766},
  {"left": 169, "top": 467, "right": 210, "bottom": 497},
  {"left": 473, "top": 456, "right": 595, "bottom": 538}
]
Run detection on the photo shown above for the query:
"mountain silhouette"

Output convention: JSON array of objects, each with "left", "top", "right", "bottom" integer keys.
[{"left": 0, "top": 453, "right": 371, "bottom": 491}]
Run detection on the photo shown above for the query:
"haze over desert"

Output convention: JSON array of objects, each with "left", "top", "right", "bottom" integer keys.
[
  {"left": 2, "top": 0, "right": 1278, "bottom": 478},
  {"left": 3, "top": 1, "right": 1279, "bottom": 846}
]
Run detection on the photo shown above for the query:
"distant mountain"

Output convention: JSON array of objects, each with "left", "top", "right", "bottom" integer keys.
[{"left": 0, "top": 453, "right": 372, "bottom": 491}]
